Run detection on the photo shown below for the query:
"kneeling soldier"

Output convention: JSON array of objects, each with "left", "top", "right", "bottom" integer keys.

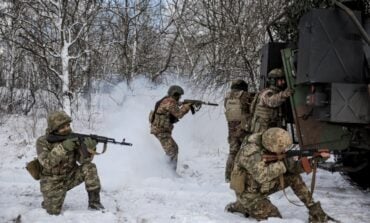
[
  {"left": 226, "top": 127, "right": 334, "bottom": 223},
  {"left": 36, "top": 111, "right": 104, "bottom": 215}
]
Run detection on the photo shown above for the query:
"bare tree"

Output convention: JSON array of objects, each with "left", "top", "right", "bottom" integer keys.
[
  {"left": 165, "top": 0, "right": 285, "bottom": 91},
  {"left": 0, "top": 0, "right": 291, "bottom": 117},
  {"left": 1, "top": 0, "right": 104, "bottom": 115}
]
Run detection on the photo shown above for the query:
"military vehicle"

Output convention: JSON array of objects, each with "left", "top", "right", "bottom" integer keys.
[{"left": 260, "top": 0, "right": 370, "bottom": 188}]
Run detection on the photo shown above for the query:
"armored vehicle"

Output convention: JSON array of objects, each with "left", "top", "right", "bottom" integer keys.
[{"left": 260, "top": 0, "right": 370, "bottom": 188}]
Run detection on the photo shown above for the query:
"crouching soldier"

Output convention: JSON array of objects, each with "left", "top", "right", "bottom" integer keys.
[
  {"left": 36, "top": 111, "right": 104, "bottom": 215},
  {"left": 226, "top": 127, "right": 335, "bottom": 223}
]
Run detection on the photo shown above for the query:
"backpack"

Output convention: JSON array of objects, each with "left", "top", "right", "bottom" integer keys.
[
  {"left": 225, "top": 91, "right": 256, "bottom": 131},
  {"left": 149, "top": 96, "right": 167, "bottom": 123},
  {"left": 225, "top": 91, "right": 244, "bottom": 122}
]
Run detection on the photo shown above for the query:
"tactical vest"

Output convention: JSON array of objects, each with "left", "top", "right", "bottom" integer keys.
[
  {"left": 150, "top": 97, "right": 178, "bottom": 131},
  {"left": 249, "top": 88, "right": 280, "bottom": 133},
  {"left": 224, "top": 91, "right": 250, "bottom": 130}
]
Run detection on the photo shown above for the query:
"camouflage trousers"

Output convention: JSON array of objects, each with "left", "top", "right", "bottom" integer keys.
[
  {"left": 225, "top": 133, "right": 248, "bottom": 182},
  {"left": 40, "top": 162, "right": 101, "bottom": 215},
  {"left": 235, "top": 173, "right": 313, "bottom": 220},
  {"left": 153, "top": 132, "right": 179, "bottom": 168}
]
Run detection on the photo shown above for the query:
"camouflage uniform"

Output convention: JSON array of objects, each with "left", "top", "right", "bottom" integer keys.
[
  {"left": 224, "top": 80, "right": 254, "bottom": 182},
  {"left": 250, "top": 69, "right": 293, "bottom": 133},
  {"left": 150, "top": 86, "right": 191, "bottom": 168},
  {"left": 227, "top": 128, "right": 332, "bottom": 222},
  {"left": 249, "top": 86, "right": 291, "bottom": 133},
  {"left": 36, "top": 111, "right": 102, "bottom": 215}
]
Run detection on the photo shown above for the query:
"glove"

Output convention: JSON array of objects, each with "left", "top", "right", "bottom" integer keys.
[
  {"left": 62, "top": 138, "right": 78, "bottom": 151},
  {"left": 312, "top": 150, "right": 330, "bottom": 163},
  {"left": 281, "top": 88, "right": 294, "bottom": 98},
  {"left": 283, "top": 157, "right": 305, "bottom": 174},
  {"left": 183, "top": 103, "right": 192, "bottom": 110},
  {"left": 83, "top": 137, "right": 98, "bottom": 149},
  {"left": 283, "top": 158, "right": 296, "bottom": 171}
]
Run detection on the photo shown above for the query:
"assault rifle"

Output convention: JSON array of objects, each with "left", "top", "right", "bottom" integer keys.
[
  {"left": 262, "top": 149, "right": 330, "bottom": 173},
  {"left": 182, "top": 99, "right": 218, "bottom": 114},
  {"left": 262, "top": 149, "right": 330, "bottom": 162},
  {"left": 47, "top": 133, "right": 132, "bottom": 158}
]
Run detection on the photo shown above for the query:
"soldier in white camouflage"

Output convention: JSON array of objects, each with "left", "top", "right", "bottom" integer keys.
[
  {"left": 36, "top": 111, "right": 104, "bottom": 215},
  {"left": 226, "top": 127, "right": 334, "bottom": 223},
  {"left": 150, "top": 85, "right": 192, "bottom": 170},
  {"left": 224, "top": 80, "right": 254, "bottom": 182},
  {"left": 249, "top": 68, "right": 294, "bottom": 133}
]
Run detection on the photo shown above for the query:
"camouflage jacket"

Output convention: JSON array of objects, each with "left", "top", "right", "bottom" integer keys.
[
  {"left": 151, "top": 96, "right": 191, "bottom": 134},
  {"left": 224, "top": 90, "right": 254, "bottom": 137},
  {"left": 258, "top": 86, "right": 287, "bottom": 108},
  {"left": 234, "top": 133, "right": 287, "bottom": 194},
  {"left": 36, "top": 134, "right": 89, "bottom": 177},
  {"left": 233, "top": 133, "right": 307, "bottom": 194},
  {"left": 250, "top": 86, "right": 288, "bottom": 133}
]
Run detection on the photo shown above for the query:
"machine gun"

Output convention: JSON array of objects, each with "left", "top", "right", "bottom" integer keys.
[
  {"left": 182, "top": 99, "right": 218, "bottom": 114},
  {"left": 47, "top": 132, "right": 132, "bottom": 158}
]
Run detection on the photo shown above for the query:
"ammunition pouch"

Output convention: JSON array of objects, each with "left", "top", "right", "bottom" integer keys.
[
  {"left": 250, "top": 105, "right": 278, "bottom": 133},
  {"left": 230, "top": 168, "right": 246, "bottom": 194},
  {"left": 153, "top": 113, "right": 174, "bottom": 129},
  {"left": 26, "top": 158, "right": 42, "bottom": 180},
  {"left": 260, "top": 180, "right": 277, "bottom": 194}
]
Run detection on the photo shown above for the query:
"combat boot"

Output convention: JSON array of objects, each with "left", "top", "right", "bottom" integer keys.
[
  {"left": 308, "top": 202, "right": 336, "bottom": 223},
  {"left": 88, "top": 189, "right": 104, "bottom": 210},
  {"left": 225, "top": 202, "right": 249, "bottom": 217}
]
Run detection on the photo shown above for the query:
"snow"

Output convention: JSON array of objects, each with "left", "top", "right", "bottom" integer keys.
[{"left": 1, "top": 78, "right": 370, "bottom": 223}]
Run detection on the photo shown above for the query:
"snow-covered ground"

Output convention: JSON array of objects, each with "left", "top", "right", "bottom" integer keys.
[{"left": 1, "top": 78, "right": 369, "bottom": 223}]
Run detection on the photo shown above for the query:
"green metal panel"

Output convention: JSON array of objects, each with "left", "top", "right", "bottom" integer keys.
[{"left": 281, "top": 48, "right": 351, "bottom": 151}]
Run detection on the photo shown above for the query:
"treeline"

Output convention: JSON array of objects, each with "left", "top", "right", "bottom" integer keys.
[{"left": 0, "top": 0, "right": 286, "bottom": 115}]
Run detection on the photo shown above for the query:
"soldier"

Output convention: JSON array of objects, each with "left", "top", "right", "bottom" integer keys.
[
  {"left": 150, "top": 85, "right": 192, "bottom": 170},
  {"left": 225, "top": 127, "right": 334, "bottom": 222},
  {"left": 249, "top": 68, "right": 294, "bottom": 133},
  {"left": 224, "top": 79, "right": 254, "bottom": 182},
  {"left": 36, "top": 111, "right": 104, "bottom": 215}
]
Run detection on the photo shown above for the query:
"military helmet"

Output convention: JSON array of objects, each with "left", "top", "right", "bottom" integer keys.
[
  {"left": 47, "top": 111, "right": 72, "bottom": 133},
  {"left": 167, "top": 85, "right": 184, "bottom": 96},
  {"left": 268, "top": 68, "right": 284, "bottom": 78},
  {"left": 262, "top": 127, "right": 292, "bottom": 153},
  {"left": 231, "top": 79, "right": 248, "bottom": 91}
]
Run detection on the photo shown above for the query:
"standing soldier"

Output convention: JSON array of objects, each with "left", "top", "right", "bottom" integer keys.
[
  {"left": 225, "top": 127, "right": 334, "bottom": 222},
  {"left": 36, "top": 111, "right": 104, "bottom": 215},
  {"left": 150, "top": 85, "right": 192, "bottom": 170},
  {"left": 224, "top": 79, "right": 254, "bottom": 182},
  {"left": 249, "top": 68, "right": 294, "bottom": 133}
]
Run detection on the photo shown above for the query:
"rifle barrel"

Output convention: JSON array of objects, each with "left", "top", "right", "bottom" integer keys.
[{"left": 206, "top": 102, "right": 218, "bottom": 106}]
